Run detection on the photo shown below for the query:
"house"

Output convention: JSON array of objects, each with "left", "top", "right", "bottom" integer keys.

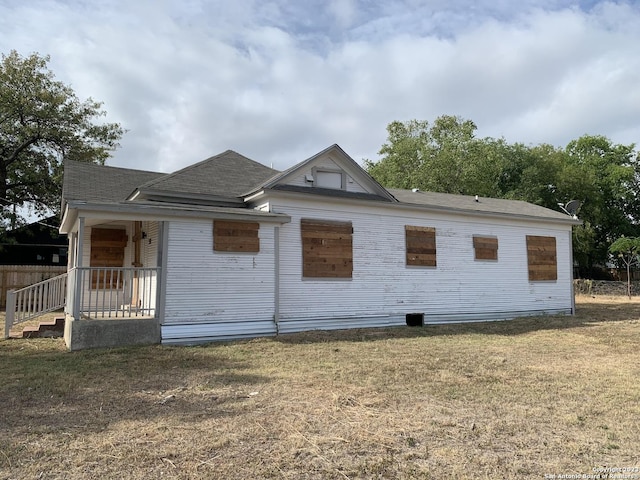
[
  {"left": 0, "top": 216, "right": 68, "bottom": 266},
  {"left": 5, "top": 145, "right": 581, "bottom": 349}
]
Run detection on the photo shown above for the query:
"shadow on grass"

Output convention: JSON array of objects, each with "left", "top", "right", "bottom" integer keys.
[
  {"left": 1, "top": 300, "right": 637, "bottom": 439},
  {"left": 0, "top": 342, "right": 271, "bottom": 433}
]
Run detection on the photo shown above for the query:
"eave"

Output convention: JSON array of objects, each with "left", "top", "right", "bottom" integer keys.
[
  {"left": 253, "top": 188, "right": 582, "bottom": 227},
  {"left": 59, "top": 200, "right": 290, "bottom": 234}
]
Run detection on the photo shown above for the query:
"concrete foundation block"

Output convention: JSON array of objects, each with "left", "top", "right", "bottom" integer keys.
[{"left": 64, "top": 315, "right": 161, "bottom": 351}]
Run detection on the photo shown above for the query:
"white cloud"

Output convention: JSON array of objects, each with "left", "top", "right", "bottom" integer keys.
[
  {"left": 0, "top": 0, "right": 639, "bottom": 175},
  {"left": 328, "top": 0, "right": 358, "bottom": 29}
]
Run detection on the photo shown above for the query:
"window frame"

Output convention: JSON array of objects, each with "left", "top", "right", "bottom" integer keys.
[
  {"left": 301, "top": 218, "right": 353, "bottom": 279},
  {"left": 213, "top": 220, "right": 260, "bottom": 253},
  {"left": 311, "top": 166, "right": 346, "bottom": 190},
  {"left": 526, "top": 235, "right": 557, "bottom": 281},
  {"left": 473, "top": 235, "right": 498, "bottom": 261},
  {"left": 405, "top": 225, "right": 437, "bottom": 267}
]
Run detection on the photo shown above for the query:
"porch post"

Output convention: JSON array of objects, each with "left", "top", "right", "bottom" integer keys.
[
  {"left": 5, "top": 290, "right": 15, "bottom": 339},
  {"left": 73, "top": 217, "right": 85, "bottom": 319},
  {"left": 155, "top": 221, "right": 169, "bottom": 323},
  {"left": 65, "top": 233, "right": 75, "bottom": 316}
]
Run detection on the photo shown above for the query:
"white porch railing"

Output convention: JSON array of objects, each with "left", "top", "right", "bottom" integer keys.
[
  {"left": 67, "top": 267, "right": 159, "bottom": 320},
  {"left": 5, "top": 273, "right": 68, "bottom": 339}
]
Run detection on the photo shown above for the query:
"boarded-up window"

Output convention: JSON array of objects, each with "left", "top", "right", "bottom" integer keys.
[
  {"left": 406, "top": 226, "right": 436, "bottom": 267},
  {"left": 90, "top": 228, "right": 127, "bottom": 288},
  {"left": 301, "top": 219, "right": 353, "bottom": 278},
  {"left": 213, "top": 220, "right": 260, "bottom": 253},
  {"left": 473, "top": 236, "right": 498, "bottom": 261},
  {"left": 526, "top": 235, "right": 557, "bottom": 281}
]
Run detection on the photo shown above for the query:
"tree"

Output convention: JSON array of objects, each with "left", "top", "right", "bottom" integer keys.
[
  {"left": 366, "top": 117, "right": 640, "bottom": 276},
  {"left": 0, "top": 50, "right": 124, "bottom": 229},
  {"left": 609, "top": 237, "right": 640, "bottom": 298},
  {"left": 564, "top": 135, "right": 640, "bottom": 273},
  {"left": 365, "top": 115, "right": 503, "bottom": 196}
]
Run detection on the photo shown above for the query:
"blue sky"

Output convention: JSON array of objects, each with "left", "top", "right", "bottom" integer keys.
[{"left": 1, "top": 0, "right": 639, "bottom": 173}]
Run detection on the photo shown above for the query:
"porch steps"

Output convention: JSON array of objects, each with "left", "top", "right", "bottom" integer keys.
[{"left": 19, "top": 316, "right": 66, "bottom": 339}]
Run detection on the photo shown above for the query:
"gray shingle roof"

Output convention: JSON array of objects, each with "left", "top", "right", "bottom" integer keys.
[
  {"left": 61, "top": 152, "right": 578, "bottom": 225},
  {"left": 62, "top": 160, "right": 164, "bottom": 204},
  {"left": 388, "top": 188, "right": 577, "bottom": 222},
  {"left": 137, "top": 150, "right": 279, "bottom": 198}
]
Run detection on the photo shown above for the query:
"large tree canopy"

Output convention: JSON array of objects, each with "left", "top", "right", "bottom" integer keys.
[
  {"left": 365, "top": 116, "right": 640, "bottom": 276},
  {"left": 0, "top": 50, "right": 123, "bottom": 228}
]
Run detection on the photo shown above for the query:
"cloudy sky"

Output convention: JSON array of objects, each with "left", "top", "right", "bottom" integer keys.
[{"left": 1, "top": 0, "right": 639, "bottom": 173}]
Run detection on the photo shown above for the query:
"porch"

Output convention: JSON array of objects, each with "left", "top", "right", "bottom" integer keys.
[{"left": 5, "top": 266, "right": 161, "bottom": 349}]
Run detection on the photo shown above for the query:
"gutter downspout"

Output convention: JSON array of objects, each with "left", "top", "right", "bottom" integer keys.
[
  {"left": 274, "top": 225, "right": 280, "bottom": 334},
  {"left": 569, "top": 229, "right": 576, "bottom": 315}
]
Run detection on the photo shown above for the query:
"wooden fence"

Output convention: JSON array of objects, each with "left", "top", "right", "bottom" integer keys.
[{"left": 0, "top": 265, "right": 67, "bottom": 309}]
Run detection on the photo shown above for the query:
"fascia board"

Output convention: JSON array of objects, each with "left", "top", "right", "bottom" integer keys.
[
  {"left": 261, "top": 189, "right": 582, "bottom": 227},
  {"left": 65, "top": 201, "right": 291, "bottom": 225}
]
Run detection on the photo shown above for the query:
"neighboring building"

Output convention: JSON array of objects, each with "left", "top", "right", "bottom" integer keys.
[
  {"left": 0, "top": 216, "right": 68, "bottom": 266},
  {"left": 44, "top": 145, "right": 579, "bottom": 349}
]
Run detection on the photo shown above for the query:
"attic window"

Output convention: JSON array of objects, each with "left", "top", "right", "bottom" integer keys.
[
  {"left": 526, "top": 235, "right": 557, "bottom": 281},
  {"left": 313, "top": 168, "right": 345, "bottom": 190},
  {"left": 213, "top": 220, "right": 260, "bottom": 253},
  {"left": 473, "top": 236, "right": 498, "bottom": 261}
]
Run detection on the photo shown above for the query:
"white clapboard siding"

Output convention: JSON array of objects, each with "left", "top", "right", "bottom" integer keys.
[
  {"left": 272, "top": 198, "right": 573, "bottom": 333},
  {"left": 161, "top": 220, "right": 277, "bottom": 343},
  {"left": 142, "top": 221, "right": 159, "bottom": 268},
  {"left": 138, "top": 221, "right": 159, "bottom": 309}
]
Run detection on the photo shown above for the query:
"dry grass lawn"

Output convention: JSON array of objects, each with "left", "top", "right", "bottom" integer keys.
[{"left": 1, "top": 296, "right": 639, "bottom": 479}]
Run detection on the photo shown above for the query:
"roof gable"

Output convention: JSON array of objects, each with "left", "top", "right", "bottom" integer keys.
[{"left": 256, "top": 144, "right": 396, "bottom": 202}]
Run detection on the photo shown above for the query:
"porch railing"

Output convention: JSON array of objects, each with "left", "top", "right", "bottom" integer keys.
[
  {"left": 5, "top": 273, "right": 68, "bottom": 339},
  {"left": 68, "top": 267, "right": 159, "bottom": 320}
]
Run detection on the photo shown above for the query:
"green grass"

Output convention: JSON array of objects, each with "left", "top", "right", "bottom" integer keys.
[{"left": 1, "top": 296, "right": 639, "bottom": 479}]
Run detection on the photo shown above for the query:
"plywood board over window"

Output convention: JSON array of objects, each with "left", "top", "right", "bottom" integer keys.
[
  {"left": 90, "top": 228, "right": 127, "bottom": 288},
  {"left": 406, "top": 226, "right": 436, "bottom": 267},
  {"left": 301, "top": 219, "right": 353, "bottom": 278},
  {"left": 213, "top": 220, "right": 260, "bottom": 253},
  {"left": 526, "top": 235, "right": 557, "bottom": 281},
  {"left": 473, "top": 236, "right": 498, "bottom": 261}
]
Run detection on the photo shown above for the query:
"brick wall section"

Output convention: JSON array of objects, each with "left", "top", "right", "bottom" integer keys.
[{"left": 574, "top": 279, "right": 640, "bottom": 297}]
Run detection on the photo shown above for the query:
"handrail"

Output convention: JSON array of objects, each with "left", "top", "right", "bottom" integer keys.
[
  {"left": 5, "top": 273, "right": 68, "bottom": 339},
  {"left": 4, "top": 267, "right": 160, "bottom": 339},
  {"left": 69, "top": 267, "right": 159, "bottom": 320}
]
